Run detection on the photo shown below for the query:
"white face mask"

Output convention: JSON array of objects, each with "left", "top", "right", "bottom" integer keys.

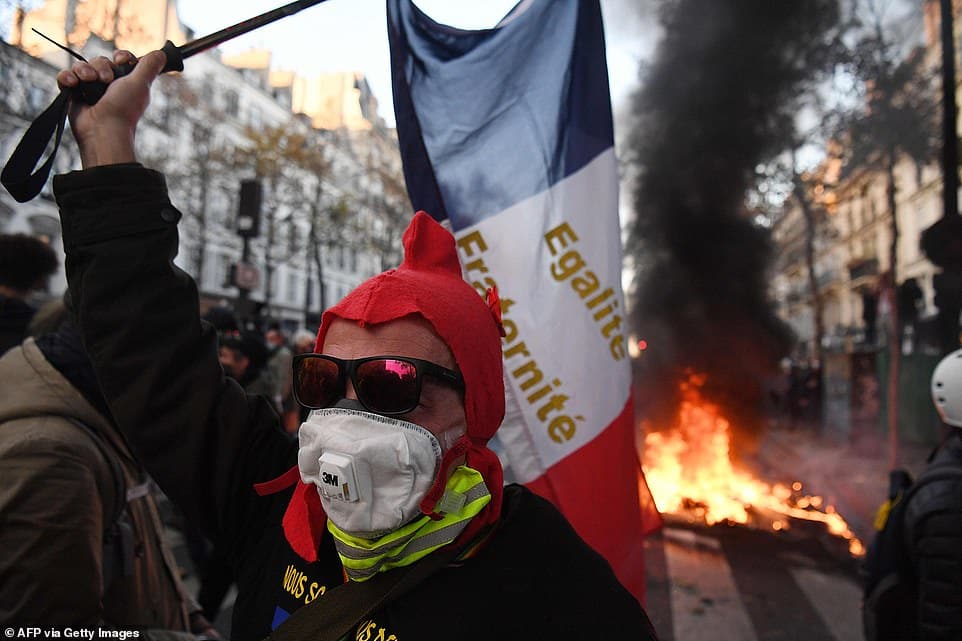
[{"left": 297, "top": 407, "right": 443, "bottom": 538}]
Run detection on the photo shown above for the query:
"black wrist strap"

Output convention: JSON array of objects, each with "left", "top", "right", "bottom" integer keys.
[
  {"left": 1, "top": 89, "right": 71, "bottom": 203},
  {"left": 1, "top": 40, "right": 183, "bottom": 203}
]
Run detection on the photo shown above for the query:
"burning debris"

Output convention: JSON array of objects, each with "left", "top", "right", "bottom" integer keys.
[{"left": 642, "top": 373, "right": 864, "bottom": 556}]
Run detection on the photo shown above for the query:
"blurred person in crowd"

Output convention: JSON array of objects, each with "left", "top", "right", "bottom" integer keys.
[
  {"left": 292, "top": 328, "right": 317, "bottom": 356},
  {"left": 0, "top": 300, "right": 218, "bottom": 638},
  {"left": 219, "top": 330, "right": 276, "bottom": 409},
  {"left": 284, "top": 328, "right": 319, "bottom": 431},
  {"left": 0, "top": 233, "right": 58, "bottom": 354},
  {"left": 202, "top": 305, "right": 240, "bottom": 338},
  {"left": 50, "top": 49, "right": 658, "bottom": 640},
  {"left": 266, "top": 324, "right": 294, "bottom": 419}
]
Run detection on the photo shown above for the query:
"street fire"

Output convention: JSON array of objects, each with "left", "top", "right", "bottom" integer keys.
[{"left": 642, "top": 373, "right": 865, "bottom": 556}]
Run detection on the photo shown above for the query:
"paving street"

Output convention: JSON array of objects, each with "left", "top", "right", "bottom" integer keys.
[{"left": 646, "top": 515, "right": 863, "bottom": 641}]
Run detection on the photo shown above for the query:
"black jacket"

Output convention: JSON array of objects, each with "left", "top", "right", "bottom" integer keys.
[
  {"left": 903, "top": 431, "right": 962, "bottom": 641},
  {"left": 53, "top": 165, "right": 658, "bottom": 641}
]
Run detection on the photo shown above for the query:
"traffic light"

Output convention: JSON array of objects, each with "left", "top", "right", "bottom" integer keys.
[{"left": 237, "top": 179, "right": 262, "bottom": 239}]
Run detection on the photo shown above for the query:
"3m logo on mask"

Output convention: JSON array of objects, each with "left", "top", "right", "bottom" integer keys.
[{"left": 317, "top": 451, "right": 361, "bottom": 502}]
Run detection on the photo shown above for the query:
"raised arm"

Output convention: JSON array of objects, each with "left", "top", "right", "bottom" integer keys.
[{"left": 53, "top": 50, "right": 295, "bottom": 548}]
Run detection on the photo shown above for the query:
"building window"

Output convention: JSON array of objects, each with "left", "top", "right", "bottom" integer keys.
[
  {"left": 224, "top": 90, "right": 239, "bottom": 118},
  {"left": 270, "top": 269, "right": 279, "bottom": 297},
  {"left": 249, "top": 106, "right": 263, "bottom": 130},
  {"left": 287, "top": 272, "right": 298, "bottom": 304},
  {"left": 28, "top": 86, "right": 46, "bottom": 112},
  {"left": 216, "top": 253, "right": 231, "bottom": 290},
  {"left": 200, "top": 79, "right": 214, "bottom": 104},
  {"left": 151, "top": 89, "right": 170, "bottom": 128}
]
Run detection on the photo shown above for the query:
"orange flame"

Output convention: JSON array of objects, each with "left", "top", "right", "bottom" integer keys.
[{"left": 642, "top": 373, "right": 864, "bottom": 556}]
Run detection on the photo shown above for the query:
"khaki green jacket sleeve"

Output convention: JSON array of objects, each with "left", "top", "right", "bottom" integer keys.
[{"left": 0, "top": 417, "right": 109, "bottom": 625}]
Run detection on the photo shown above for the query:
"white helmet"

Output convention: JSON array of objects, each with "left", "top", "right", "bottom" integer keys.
[{"left": 931, "top": 349, "right": 962, "bottom": 428}]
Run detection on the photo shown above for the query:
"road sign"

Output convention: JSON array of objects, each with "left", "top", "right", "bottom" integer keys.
[{"left": 234, "top": 262, "right": 260, "bottom": 290}]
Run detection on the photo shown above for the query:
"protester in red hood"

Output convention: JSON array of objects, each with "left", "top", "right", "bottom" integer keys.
[{"left": 48, "top": 48, "right": 660, "bottom": 640}]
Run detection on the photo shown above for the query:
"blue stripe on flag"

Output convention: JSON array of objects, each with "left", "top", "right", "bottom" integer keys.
[{"left": 388, "top": 0, "right": 614, "bottom": 230}]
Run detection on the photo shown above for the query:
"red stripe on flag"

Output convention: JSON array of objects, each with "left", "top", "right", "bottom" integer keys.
[{"left": 526, "top": 395, "right": 662, "bottom": 605}]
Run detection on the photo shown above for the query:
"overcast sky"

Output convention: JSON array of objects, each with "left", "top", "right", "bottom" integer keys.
[{"left": 175, "top": 0, "right": 655, "bottom": 128}]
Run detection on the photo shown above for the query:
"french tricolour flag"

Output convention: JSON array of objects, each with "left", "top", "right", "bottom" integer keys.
[{"left": 387, "top": 0, "right": 661, "bottom": 602}]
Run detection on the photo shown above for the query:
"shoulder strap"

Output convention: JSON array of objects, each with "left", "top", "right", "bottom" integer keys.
[
  {"left": 266, "top": 542, "right": 464, "bottom": 641},
  {"left": 901, "top": 462, "right": 962, "bottom": 545},
  {"left": 904, "top": 462, "right": 962, "bottom": 503},
  {"left": 64, "top": 417, "right": 133, "bottom": 588},
  {"left": 65, "top": 417, "right": 126, "bottom": 531}
]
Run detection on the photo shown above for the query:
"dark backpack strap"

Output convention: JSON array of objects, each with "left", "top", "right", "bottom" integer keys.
[
  {"left": 901, "top": 463, "right": 962, "bottom": 549},
  {"left": 1, "top": 91, "right": 71, "bottom": 202},
  {"left": 265, "top": 542, "right": 464, "bottom": 641},
  {"left": 64, "top": 417, "right": 132, "bottom": 587}
]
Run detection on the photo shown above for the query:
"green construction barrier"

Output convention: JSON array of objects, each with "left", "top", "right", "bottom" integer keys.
[{"left": 876, "top": 349, "right": 943, "bottom": 446}]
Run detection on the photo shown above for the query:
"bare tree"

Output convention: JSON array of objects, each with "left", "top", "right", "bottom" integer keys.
[
  {"left": 790, "top": 148, "right": 837, "bottom": 366},
  {"left": 362, "top": 154, "right": 409, "bottom": 271},
  {"left": 276, "top": 127, "right": 337, "bottom": 323},
  {"left": 234, "top": 123, "right": 352, "bottom": 321},
  {"left": 142, "top": 75, "right": 235, "bottom": 289},
  {"left": 838, "top": 0, "right": 939, "bottom": 468}
]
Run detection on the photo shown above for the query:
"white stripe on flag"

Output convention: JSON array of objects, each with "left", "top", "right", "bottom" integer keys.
[{"left": 453, "top": 149, "right": 629, "bottom": 482}]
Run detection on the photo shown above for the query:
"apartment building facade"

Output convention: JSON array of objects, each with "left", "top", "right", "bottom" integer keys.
[{"left": 1, "top": 0, "right": 408, "bottom": 333}]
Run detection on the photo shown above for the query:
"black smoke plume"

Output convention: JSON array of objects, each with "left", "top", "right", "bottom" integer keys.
[{"left": 625, "top": 1, "right": 841, "bottom": 447}]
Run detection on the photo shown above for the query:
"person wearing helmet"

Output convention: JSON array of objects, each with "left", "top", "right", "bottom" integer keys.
[
  {"left": 901, "top": 349, "right": 962, "bottom": 640},
  {"left": 48, "top": 50, "right": 660, "bottom": 640}
]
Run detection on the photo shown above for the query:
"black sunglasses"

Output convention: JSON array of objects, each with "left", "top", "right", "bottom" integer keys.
[{"left": 292, "top": 354, "right": 464, "bottom": 416}]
